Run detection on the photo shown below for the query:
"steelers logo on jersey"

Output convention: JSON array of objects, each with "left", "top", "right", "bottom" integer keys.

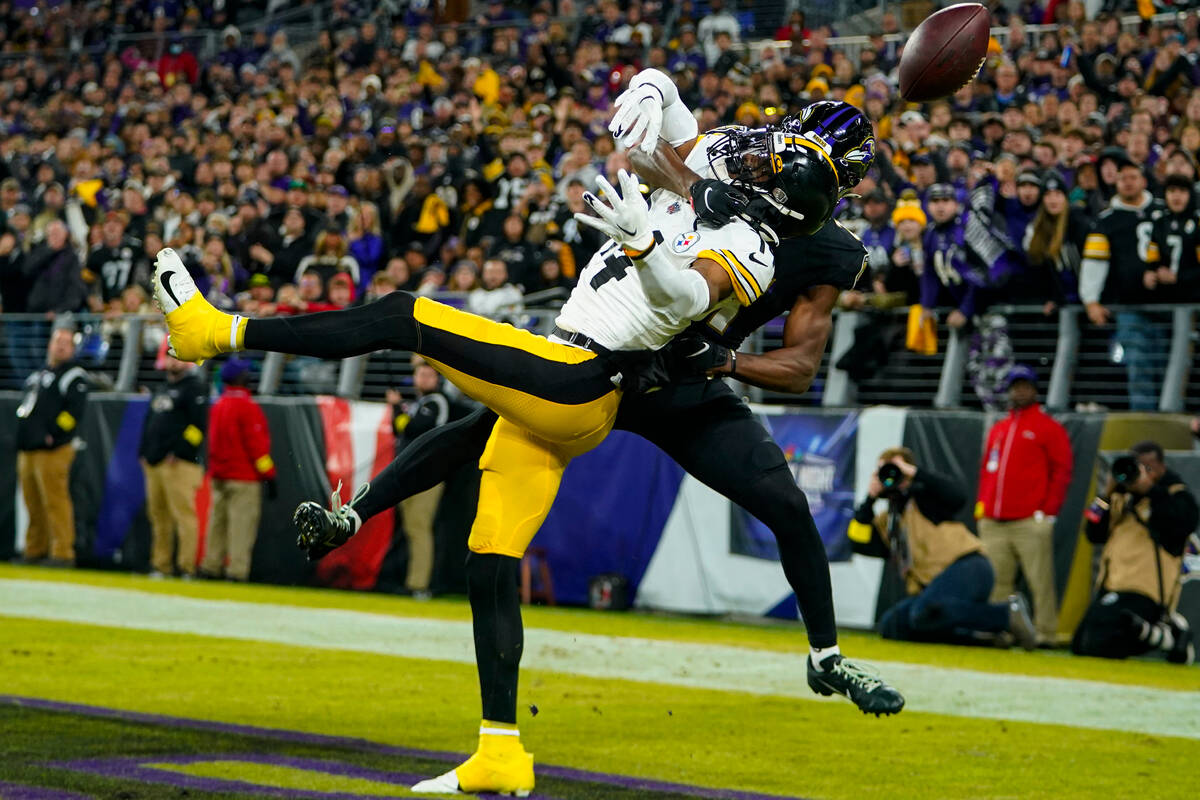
[{"left": 672, "top": 232, "right": 701, "bottom": 253}]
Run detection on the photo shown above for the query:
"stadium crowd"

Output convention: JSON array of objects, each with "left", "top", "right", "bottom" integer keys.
[{"left": 1, "top": 0, "right": 1200, "bottom": 405}]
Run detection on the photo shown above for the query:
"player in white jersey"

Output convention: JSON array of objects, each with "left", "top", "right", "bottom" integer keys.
[
  {"left": 554, "top": 149, "right": 773, "bottom": 351},
  {"left": 152, "top": 68, "right": 852, "bottom": 797}
]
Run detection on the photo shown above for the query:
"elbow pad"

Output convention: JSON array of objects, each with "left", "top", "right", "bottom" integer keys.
[
  {"left": 630, "top": 68, "right": 679, "bottom": 106},
  {"left": 630, "top": 69, "right": 697, "bottom": 144}
]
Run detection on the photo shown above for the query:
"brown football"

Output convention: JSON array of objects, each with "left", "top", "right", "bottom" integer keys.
[{"left": 898, "top": 3, "right": 991, "bottom": 102}]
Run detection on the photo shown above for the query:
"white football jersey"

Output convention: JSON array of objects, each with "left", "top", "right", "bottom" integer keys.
[{"left": 553, "top": 130, "right": 774, "bottom": 351}]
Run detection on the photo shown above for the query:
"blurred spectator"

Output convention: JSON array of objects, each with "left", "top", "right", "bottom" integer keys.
[
  {"left": 25, "top": 221, "right": 88, "bottom": 316},
  {"left": 1073, "top": 442, "right": 1197, "bottom": 664},
  {"left": 976, "top": 366, "right": 1073, "bottom": 646},
  {"left": 296, "top": 229, "right": 361, "bottom": 287},
  {"left": 385, "top": 356, "right": 472, "bottom": 598},
  {"left": 1080, "top": 156, "right": 1167, "bottom": 410},
  {"left": 697, "top": 0, "right": 741, "bottom": 66},
  {"left": 139, "top": 356, "right": 207, "bottom": 580},
  {"left": 468, "top": 259, "right": 524, "bottom": 319},
  {"left": 261, "top": 207, "right": 314, "bottom": 287},
  {"left": 886, "top": 194, "right": 926, "bottom": 304},
  {"left": 202, "top": 358, "right": 275, "bottom": 582},
  {"left": 1146, "top": 174, "right": 1200, "bottom": 303},
  {"left": 849, "top": 447, "right": 1038, "bottom": 649},
  {"left": 15, "top": 324, "right": 89, "bottom": 567},
  {"left": 348, "top": 202, "right": 385, "bottom": 290},
  {"left": 448, "top": 260, "right": 482, "bottom": 292},
  {"left": 491, "top": 215, "right": 540, "bottom": 289},
  {"left": 1022, "top": 174, "right": 1088, "bottom": 312}
]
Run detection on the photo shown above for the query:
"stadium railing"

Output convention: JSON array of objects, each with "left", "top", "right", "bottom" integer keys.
[{"left": 0, "top": 300, "right": 1191, "bottom": 412}]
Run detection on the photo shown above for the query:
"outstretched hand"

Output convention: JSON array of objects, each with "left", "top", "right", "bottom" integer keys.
[
  {"left": 609, "top": 85, "right": 664, "bottom": 154},
  {"left": 574, "top": 169, "right": 654, "bottom": 252}
]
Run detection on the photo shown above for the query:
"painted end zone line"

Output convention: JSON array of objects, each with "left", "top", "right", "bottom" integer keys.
[{"left": 1, "top": 695, "right": 796, "bottom": 800}]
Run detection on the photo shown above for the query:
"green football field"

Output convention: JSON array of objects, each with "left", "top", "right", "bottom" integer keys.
[{"left": 0, "top": 564, "right": 1196, "bottom": 800}]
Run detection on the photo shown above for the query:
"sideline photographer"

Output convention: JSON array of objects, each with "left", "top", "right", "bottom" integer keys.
[
  {"left": 849, "top": 448, "right": 1038, "bottom": 648},
  {"left": 1071, "top": 442, "right": 1197, "bottom": 664}
]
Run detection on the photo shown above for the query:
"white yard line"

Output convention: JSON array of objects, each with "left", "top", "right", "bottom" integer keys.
[{"left": 1, "top": 579, "right": 1197, "bottom": 739}]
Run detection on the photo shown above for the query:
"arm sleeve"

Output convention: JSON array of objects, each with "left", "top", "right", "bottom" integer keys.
[
  {"left": 243, "top": 402, "right": 276, "bottom": 479},
  {"left": 1085, "top": 507, "right": 1111, "bottom": 544},
  {"left": 1146, "top": 482, "right": 1200, "bottom": 557},
  {"left": 909, "top": 468, "right": 967, "bottom": 516},
  {"left": 183, "top": 382, "right": 208, "bottom": 449},
  {"left": 1079, "top": 231, "right": 1111, "bottom": 304},
  {"left": 848, "top": 501, "right": 891, "bottom": 558},
  {"left": 1041, "top": 420, "right": 1074, "bottom": 515},
  {"left": 634, "top": 243, "right": 712, "bottom": 319}
]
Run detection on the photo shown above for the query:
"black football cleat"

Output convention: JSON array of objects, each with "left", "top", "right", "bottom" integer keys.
[
  {"left": 294, "top": 482, "right": 368, "bottom": 561},
  {"left": 807, "top": 654, "right": 905, "bottom": 716}
]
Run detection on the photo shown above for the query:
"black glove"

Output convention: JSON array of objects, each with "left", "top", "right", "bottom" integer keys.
[
  {"left": 689, "top": 178, "right": 749, "bottom": 226},
  {"left": 263, "top": 478, "right": 278, "bottom": 500},
  {"left": 665, "top": 334, "right": 731, "bottom": 379}
]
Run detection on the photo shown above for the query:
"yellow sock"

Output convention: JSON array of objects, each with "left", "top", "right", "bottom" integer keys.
[{"left": 478, "top": 720, "right": 523, "bottom": 756}]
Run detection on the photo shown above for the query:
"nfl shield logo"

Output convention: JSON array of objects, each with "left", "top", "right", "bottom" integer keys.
[
  {"left": 667, "top": 201, "right": 682, "bottom": 214},
  {"left": 672, "top": 232, "right": 700, "bottom": 252}
]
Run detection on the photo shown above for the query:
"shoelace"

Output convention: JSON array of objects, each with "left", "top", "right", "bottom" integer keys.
[
  {"left": 328, "top": 480, "right": 371, "bottom": 528},
  {"left": 832, "top": 658, "right": 884, "bottom": 693}
]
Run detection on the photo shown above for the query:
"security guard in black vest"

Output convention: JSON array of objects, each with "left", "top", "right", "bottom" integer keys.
[
  {"left": 15, "top": 325, "right": 89, "bottom": 566},
  {"left": 139, "top": 356, "right": 208, "bottom": 578}
]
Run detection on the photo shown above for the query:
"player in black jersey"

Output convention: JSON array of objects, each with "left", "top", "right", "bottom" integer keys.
[
  {"left": 1146, "top": 174, "right": 1200, "bottom": 303},
  {"left": 297, "top": 133, "right": 899, "bottom": 700}
]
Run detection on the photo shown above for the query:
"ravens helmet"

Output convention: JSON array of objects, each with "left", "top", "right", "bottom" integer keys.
[
  {"left": 785, "top": 101, "right": 877, "bottom": 195},
  {"left": 705, "top": 125, "right": 840, "bottom": 239},
  {"left": 705, "top": 102, "right": 874, "bottom": 240}
]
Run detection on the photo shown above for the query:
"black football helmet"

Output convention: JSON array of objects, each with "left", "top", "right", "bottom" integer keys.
[
  {"left": 785, "top": 101, "right": 877, "bottom": 195},
  {"left": 705, "top": 125, "right": 841, "bottom": 239}
]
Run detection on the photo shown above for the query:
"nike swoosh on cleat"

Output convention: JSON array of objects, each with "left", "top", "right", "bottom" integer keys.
[{"left": 160, "top": 270, "right": 183, "bottom": 307}]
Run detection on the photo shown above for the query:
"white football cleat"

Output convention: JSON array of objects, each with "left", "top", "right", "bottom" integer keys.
[{"left": 152, "top": 247, "right": 244, "bottom": 363}]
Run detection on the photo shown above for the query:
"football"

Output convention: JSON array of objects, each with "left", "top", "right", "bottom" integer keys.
[{"left": 898, "top": 3, "right": 991, "bottom": 102}]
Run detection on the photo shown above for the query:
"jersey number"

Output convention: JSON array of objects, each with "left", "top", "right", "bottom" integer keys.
[
  {"left": 1136, "top": 221, "right": 1154, "bottom": 262},
  {"left": 590, "top": 251, "right": 634, "bottom": 291},
  {"left": 1165, "top": 234, "right": 1183, "bottom": 274}
]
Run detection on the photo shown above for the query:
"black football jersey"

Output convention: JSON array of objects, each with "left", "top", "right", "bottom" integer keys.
[
  {"left": 687, "top": 220, "right": 868, "bottom": 349},
  {"left": 1148, "top": 210, "right": 1200, "bottom": 302},
  {"left": 1083, "top": 197, "right": 1165, "bottom": 304}
]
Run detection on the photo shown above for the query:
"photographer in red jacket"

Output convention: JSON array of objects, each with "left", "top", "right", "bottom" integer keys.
[
  {"left": 976, "top": 365, "right": 1073, "bottom": 645},
  {"left": 200, "top": 358, "right": 276, "bottom": 581}
]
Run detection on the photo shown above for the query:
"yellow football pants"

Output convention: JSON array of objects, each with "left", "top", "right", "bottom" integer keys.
[
  {"left": 406, "top": 298, "right": 623, "bottom": 558},
  {"left": 412, "top": 297, "right": 621, "bottom": 446}
]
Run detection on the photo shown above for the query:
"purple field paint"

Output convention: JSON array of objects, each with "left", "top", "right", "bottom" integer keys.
[
  {"left": 4, "top": 695, "right": 799, "bottom": 800},
  {"left": 0, "top": 781, "right": 93, "bottom": 799},
  {"left": 46, "top": 753, "right": 565, "bottom": 800}
]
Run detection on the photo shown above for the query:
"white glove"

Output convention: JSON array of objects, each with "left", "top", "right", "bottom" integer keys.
[
  {"left": 609, "top": 85, "right": 664, "bottom": 155},
  {"left": 574, "top": 169, "right": 654, "bottom": 251}
]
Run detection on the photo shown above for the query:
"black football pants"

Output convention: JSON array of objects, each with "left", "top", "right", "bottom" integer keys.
[{"left": 361, "top": 376, "right": 838, "bottom": 648}]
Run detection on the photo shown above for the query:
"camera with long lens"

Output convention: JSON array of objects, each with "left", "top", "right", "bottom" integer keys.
[
  {"left": 877, "top": 462, "right": 904, "bottom": 494},
  {"left": 1110, "top": 454, "right": 1141, "bottom": 491}
]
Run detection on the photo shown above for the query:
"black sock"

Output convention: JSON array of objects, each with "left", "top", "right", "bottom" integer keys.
[
  {"left": 243, "top": 292, "right": 420, "bottom": 357},
  {"left": 467, "top": 552, "right": 523, "bottom": 724},
  {"left": 353, "top": 407, "right": 498, "bottom": 522}
]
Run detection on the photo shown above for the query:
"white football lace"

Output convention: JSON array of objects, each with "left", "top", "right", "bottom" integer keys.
[
  {"left": 833, "top": 659, "right": 884, "bottom": 692},
  {"left": 329, "top": 481, "right": 370, "bottom": 522}
]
